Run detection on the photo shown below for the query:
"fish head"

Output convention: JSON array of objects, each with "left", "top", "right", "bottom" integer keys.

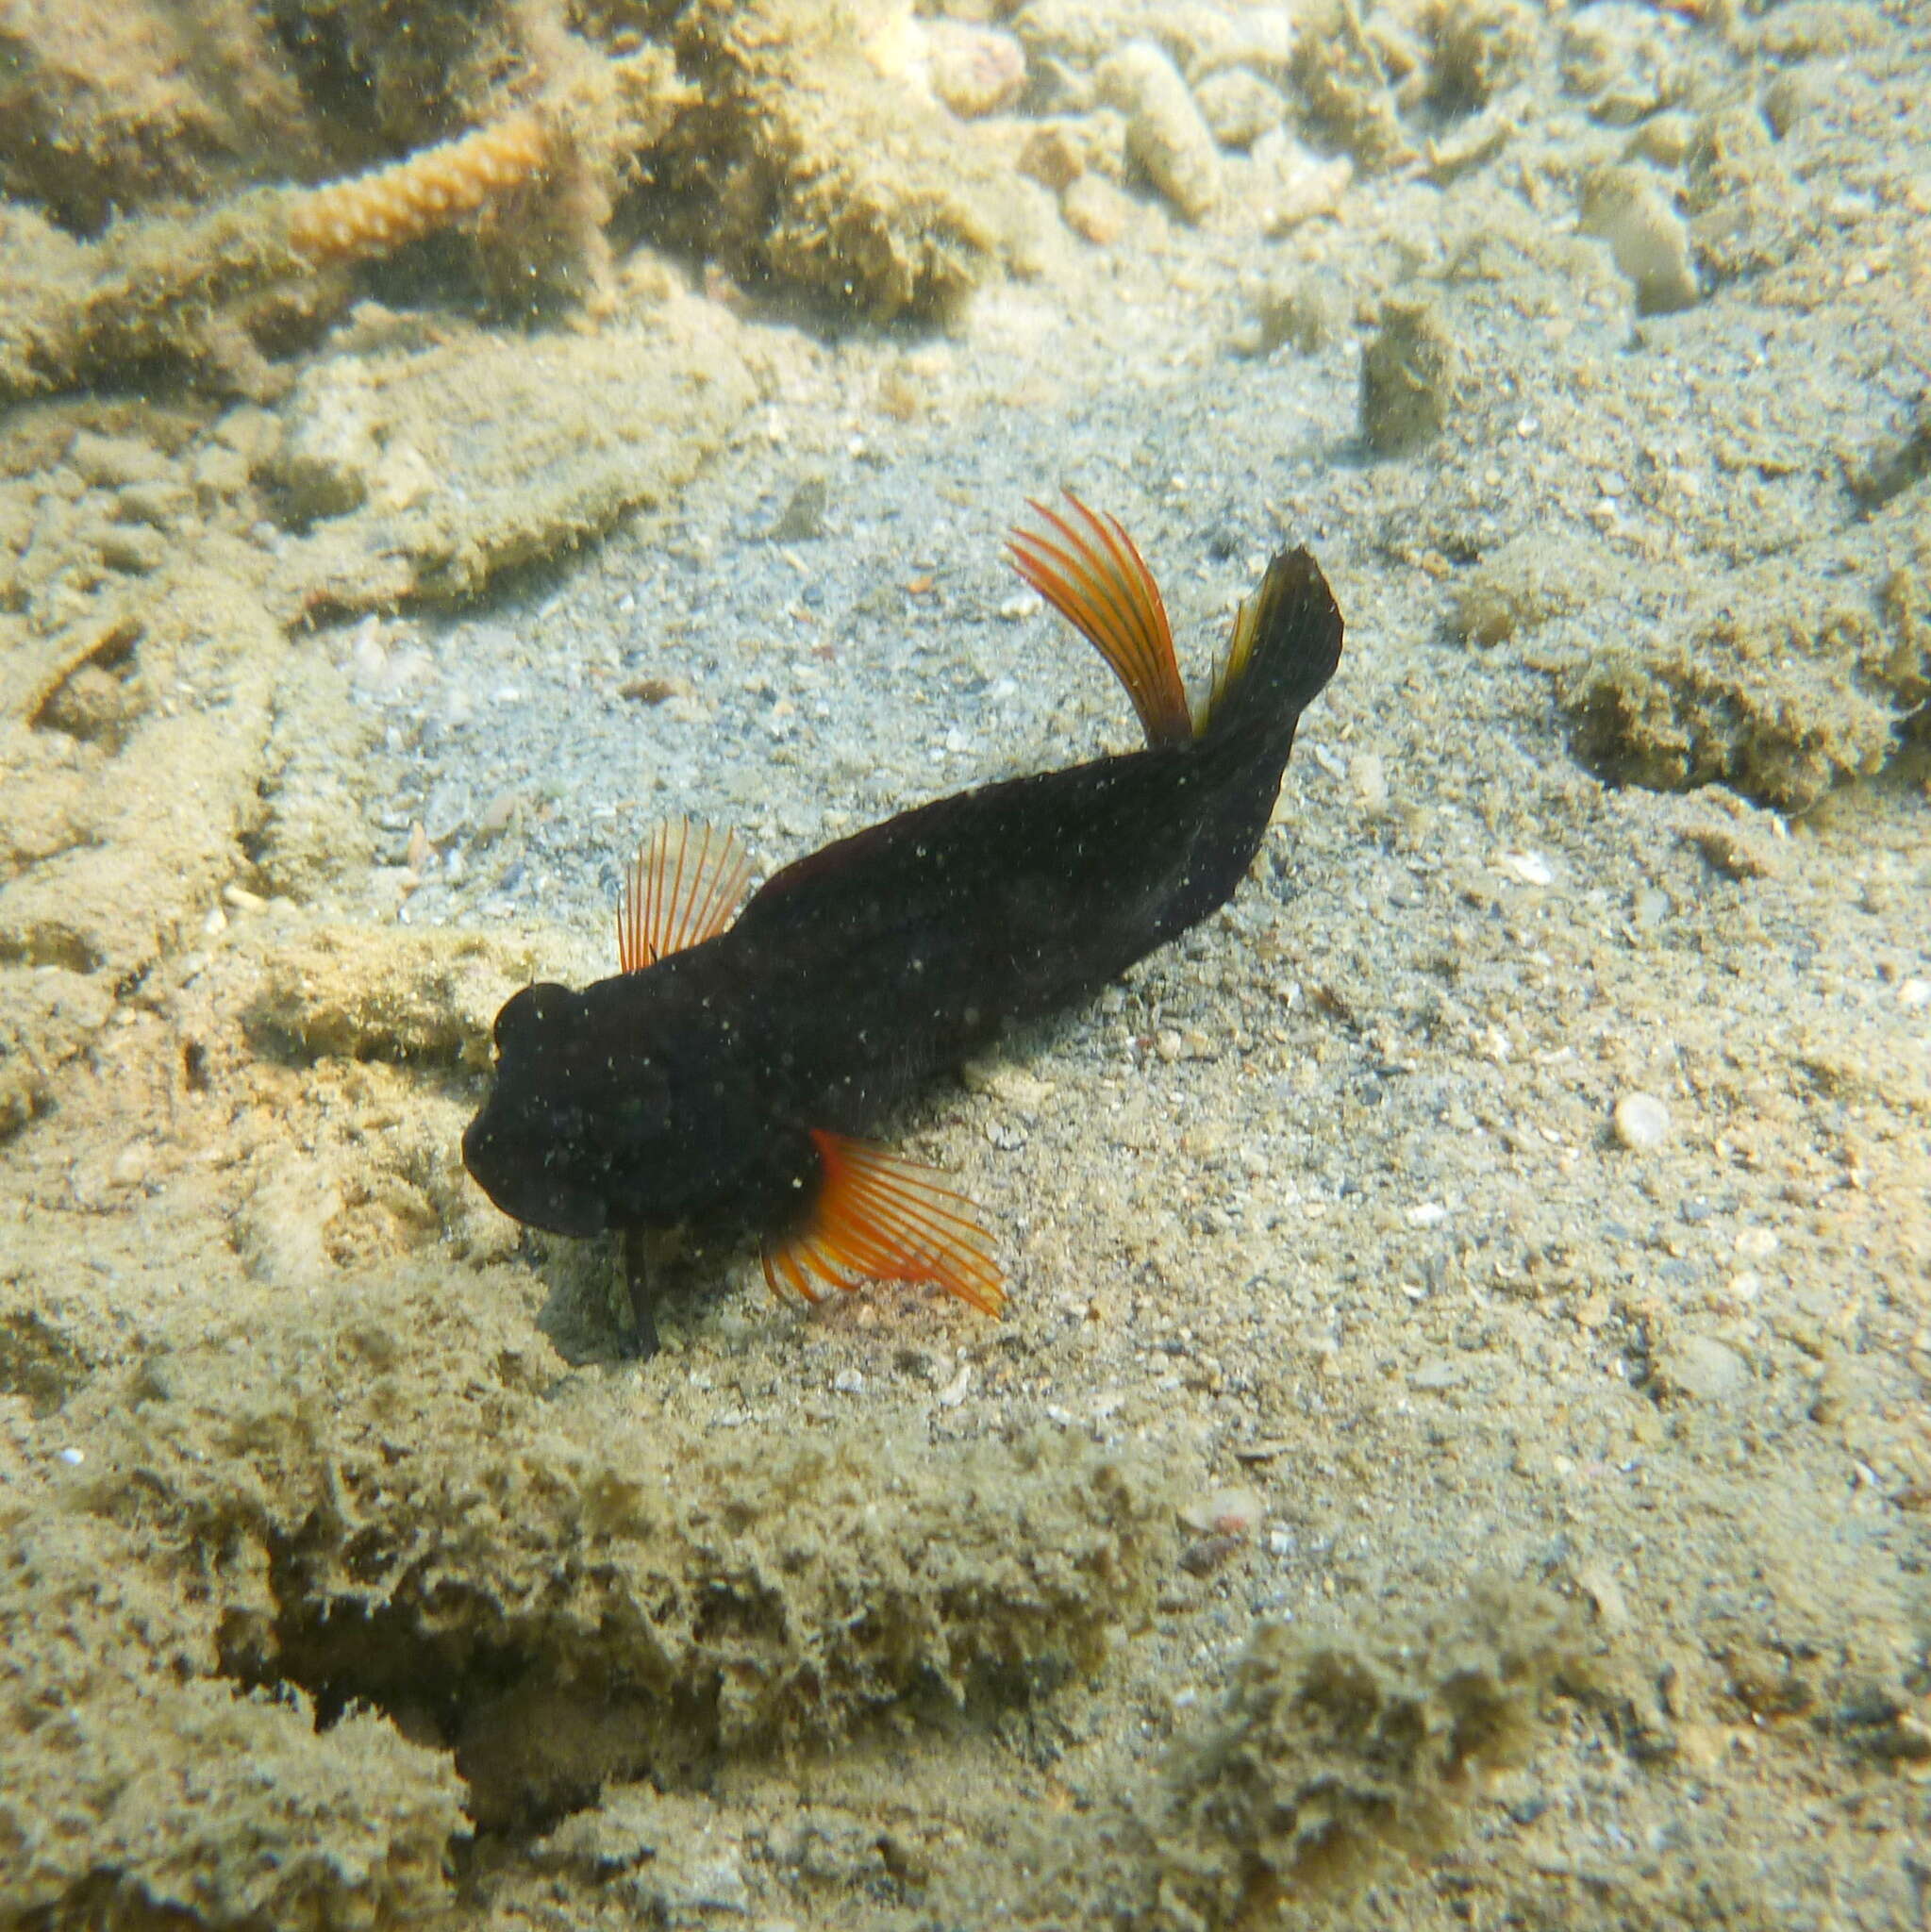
[{"left": 462, "top": 980, "right": 673, "bottom": 1238}]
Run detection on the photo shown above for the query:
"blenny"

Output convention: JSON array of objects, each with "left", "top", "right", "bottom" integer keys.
[{"left": 463, "top": 495, "right": 1343, "bottom": 1353}]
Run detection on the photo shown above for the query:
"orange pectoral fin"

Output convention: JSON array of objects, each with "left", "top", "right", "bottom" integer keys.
[
  {"left": 761, "top": 1129, "right": 1006, "bottom": 1319},
  {"left": 1007, "top": 491, "right": 1192, "bottom": 750},
  {"left": 617, "top": 818, "right": 753, "bottom": 974}
]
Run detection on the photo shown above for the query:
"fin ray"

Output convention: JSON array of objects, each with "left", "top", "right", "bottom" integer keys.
[
  {"left": 1008, "top": 492, "right": 1191, "bottom": 748},
  {"left": 617, "top": 818, "right": 752, "bottom": 973},
  {"left": 761, "top": 1130, "right": 1006, "bottom": 1318}
]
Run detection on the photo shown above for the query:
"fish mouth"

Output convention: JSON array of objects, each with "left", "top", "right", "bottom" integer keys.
[{"left": 461, "top": 1108, "right": 610, "bottom": 1240}]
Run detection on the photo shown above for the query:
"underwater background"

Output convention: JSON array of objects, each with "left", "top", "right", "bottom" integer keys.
[{"left": 1, "top": 0, "right": 1927, "bottom": 1924}]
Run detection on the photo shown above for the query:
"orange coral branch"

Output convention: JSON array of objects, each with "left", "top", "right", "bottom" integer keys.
[{"left": 288, "top": 114, "right": 553, "bottom": 264}]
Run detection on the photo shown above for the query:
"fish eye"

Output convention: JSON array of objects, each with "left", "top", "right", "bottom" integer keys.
[{"left": 494, "top": 982, "right": 572, "bottom": 1052}]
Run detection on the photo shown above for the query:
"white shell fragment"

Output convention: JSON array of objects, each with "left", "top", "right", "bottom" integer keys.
[{"left": 1612, "top": 1091, "right": 1672, "bottom": 1149}]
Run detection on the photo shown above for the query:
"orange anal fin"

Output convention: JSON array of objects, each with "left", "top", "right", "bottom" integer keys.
[
  {"left": 1007, "top": 491, "right": 1191, "bottom": 749},
  {"left": 761, "top": 1129, "right": 1006, "bottom": 1319},
  {"left": 616, "top": 818, "right": 752, "bottom": 974}
]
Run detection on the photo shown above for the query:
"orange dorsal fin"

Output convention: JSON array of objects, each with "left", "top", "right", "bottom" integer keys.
[
  {"left": 616, "top": 818, "right": 752, "bottom": 973},
  {"left": 1007, "top": 491, "right": 1192, "bottom": 749},
  {"left": 761, "top": 1129, "right": 1006, "bottom": 1319}
]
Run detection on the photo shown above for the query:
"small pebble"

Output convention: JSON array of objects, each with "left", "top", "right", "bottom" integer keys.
[
  {"left": 926, "top": 22, "right": 1026, "bottom": 118},
  {"left": 474, "top": 790, "right": 521, "bottom": 840},
  {"left": 98, "top": 525, "right": 166, "bottom": 574},
  {"left": 1613, "top": 1091, "right": 1672, "bottom": 1149},
  {"left": 70, "top": 431, "right": 167, "bottom": 488},
  {"left": 1019, "top": 124, "right": 1085, "bottom": 192},
  {"left": 1349, "top": 751, "right": 1387, "bottom": 811},
  {"left": 109, "top": 1141, "right": 152, "bottom": 1187},
  {"left": 769, "top": 476, "right": 828, "bottom": 542},
  {"left": 1193, "top": 68, "right": 1286, "bottom": 150},
  {"left": 1180, "top": 1485, "right": 1265, "bottom": 1535},
  {"left": 1254, "top": 134, "right": 1353, "bottom": 233},
  {"left": 1496, "top": 848, "right": 1555, "bottom": 887},
  {"left": 1061, "top": 172, "right": 1130, "bottom": 245},
  {"left": 1653, "top": 1332, "right": 1749, "bottom": 1404},
  {"left": 959, "top": 1058, "right": 1057, "bottom": 1108},
  {"left": 115, "top": 479, "right": 191, "bottom": 527},
  {"left": 1178, "top": 1533, "right": 1244, "bottom": 1576},
  {"left": 620, "top": 675, "right": 693, "bottom": 705}
]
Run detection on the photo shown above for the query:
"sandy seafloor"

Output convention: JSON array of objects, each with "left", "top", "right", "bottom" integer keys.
[{"left": 2, "top": 3, "right": 1929, "bottom": 1928}]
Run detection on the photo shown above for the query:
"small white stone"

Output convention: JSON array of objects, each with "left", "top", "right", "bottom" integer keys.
[
  {"left": 1349, "top": 752, "right": 1388, "bottom": 812},
  {"left": 833, "top": 1369, "right": 865, "bottom": 1394},
  {"left": 1655, "top": 1333, "right": 1749, "bottom": 1403},
  {"left": 1496, "top": 848, "right": 1555, "bottom": 887},
  {"left": 1613, "top": 1091, "right": 1672, "bottom": 1149}
]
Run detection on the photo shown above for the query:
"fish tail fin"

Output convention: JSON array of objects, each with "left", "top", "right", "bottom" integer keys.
[
  {"left": 1199, "top": 547, "right": 1343, "bottom": 742},
  {"left": 1007, "top": 492, "right": 1193, "bottom": 749}
]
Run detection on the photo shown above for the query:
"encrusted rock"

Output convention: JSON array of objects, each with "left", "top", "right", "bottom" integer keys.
[
  {"left": 1359, "top": 297, "right": 1463, "bottom": 454},
  {"left": 1579, "top": 164, "right": 1699, "bottom": 315},
  {"left": 1428, "top": 0, "right": 1540, "bottom": 113},
  {"left": 1097, "top": 40, "right": 1222, "bottom": 221},
  {"left": 1194, "top": 67, "right": 1286, "bottom": 149},
  {"left": 926, "top": 22, "right": 1027, "bottom": 118},
  {"left": 1062, "top": 173, "right": 1131, "bottom": 244}
]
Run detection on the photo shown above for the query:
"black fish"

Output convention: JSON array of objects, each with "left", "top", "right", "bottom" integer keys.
[{"left": 463, "top": 494, "right": 1343, "bottom": 1354}]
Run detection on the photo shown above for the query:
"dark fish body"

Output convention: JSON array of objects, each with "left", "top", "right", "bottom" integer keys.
[{"left": 463, "top": 500, "right": 1343, "bottom": 1345}]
